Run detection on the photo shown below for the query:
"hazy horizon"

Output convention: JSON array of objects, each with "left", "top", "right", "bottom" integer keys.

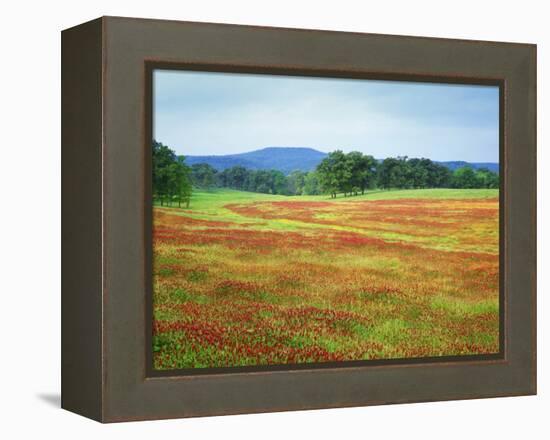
[
  {"left": 153, "top": 70, "right": 499, "bottom": 162},
  {"left": 165, "top": 145, "right": 498, "bottom": 163}
]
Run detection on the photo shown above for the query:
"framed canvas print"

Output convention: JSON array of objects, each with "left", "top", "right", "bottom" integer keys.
[{"left": 61, "top": 16, "right": 536, "bottom": 422}]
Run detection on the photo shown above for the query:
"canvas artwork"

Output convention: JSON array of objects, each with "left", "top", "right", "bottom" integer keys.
[{"left": 151, "top": 70, "right": 500, "bottom": 371}]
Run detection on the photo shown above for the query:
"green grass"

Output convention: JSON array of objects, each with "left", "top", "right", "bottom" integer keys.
[{"left": 183, "top": 187, "right": 498, "bottom": 208}]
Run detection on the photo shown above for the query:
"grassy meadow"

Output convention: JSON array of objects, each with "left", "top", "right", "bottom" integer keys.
[{"left": 152, "top": 188, "right": 499, "bottom": 369}]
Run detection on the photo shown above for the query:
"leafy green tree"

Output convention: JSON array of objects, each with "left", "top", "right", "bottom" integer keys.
[
  {"left": 397, "top": 157, "right": 414, "bottom": 189},
  {"left": 346, "top": 152, "right": 377, "bottom": 195},
  {"left": 408, "top": 158, "right": 429, "bottom": 188},
  {"left": 191, "top": 163, "right": 217, "bottom": 189},
  {"left": 270, "top": 170, "right": 288, "bottom": 194},
  {"left": 430, "top": 163, "right": 452, "bottom": 188},
  {"left": 152, "top": 140, "right": 192, "bottom": 207},
  {"left": 346, "top": 151, "right": 363, "bottom": 195},
  {"left": 226, "top": 166, "right": 248, "bottom": 190},
  {"left": 176, "top": 157, "right": 192, "bottom": 208},
  {"left": 488, "top": 172, "right": 499, "bottom": 189},
  {"left": 303, "top": 171, "right": 321, "bottom": 195},
  {"left": 245, "top": 170, "right": 267, "bottom": 193},
  {"left": 452, "top": 166, "right": 478, "bottom": 188},
  {"left": 287, "top": 170, "right": 307, "bottom": 195},
  {"left": 216, "top": 168, "right": 229, "bottom": 187},
  {"left": 475, "top": 167, "right": 500, "bottom": 189},
  {"left": 317, "top": 150, "right": 351, "bottom": 197},
  {"left": 153, "top": 140, "right": 177, "bottom": 205},
  {"left": 377, "top": 157, "right": 400, "bottom": 189}
]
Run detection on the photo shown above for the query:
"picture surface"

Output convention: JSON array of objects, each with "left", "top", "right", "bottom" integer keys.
[{"left": 151, "top": 69, "right": 500, "bottom": 370}]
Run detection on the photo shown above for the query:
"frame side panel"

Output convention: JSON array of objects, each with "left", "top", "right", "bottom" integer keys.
[
  {"left": 61, "top": 18, "right": 104, "bottom": 421},
  {"left": 505, "top": 44, "right": 537, "bottom": 393}
]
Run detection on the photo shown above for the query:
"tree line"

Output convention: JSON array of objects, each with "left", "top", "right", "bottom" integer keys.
[
  {"left": 375, "top": 155, "right": 499, "bottom": 191},
  {"left": 152, "top": 141, "right": 192, "bottom": 207},
  {"left": 152, "top": 141, "right": 499, "bottom": 206},
  {"left": 317, "top": 151, "right": 498, "bottom": 197},
  {"left": 192, "top": 163, "right": 322, "bottom": 195},
  {"left": 201, "top": 151, "right": 499, "bottom": 197}
]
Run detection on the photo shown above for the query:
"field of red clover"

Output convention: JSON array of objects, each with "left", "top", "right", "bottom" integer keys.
[{"left": 153, "top": 188, "right": 499, "bottom": 369}]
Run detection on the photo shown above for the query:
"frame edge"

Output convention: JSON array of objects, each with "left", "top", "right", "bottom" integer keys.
[{"left": 61, "top": 17, "right": 105, "bottom": 422}]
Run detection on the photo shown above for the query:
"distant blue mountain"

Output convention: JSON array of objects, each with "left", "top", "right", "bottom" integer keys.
[
  {"left": 184, "top": 147, "right": 328, "bottom": 174},
  {"left": 182, "top": 147, "right": 499, "bottom": 174}
]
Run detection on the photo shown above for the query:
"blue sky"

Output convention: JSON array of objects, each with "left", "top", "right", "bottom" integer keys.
[{"left": 153, "top": 69, "right": 499, "bottom": 162}]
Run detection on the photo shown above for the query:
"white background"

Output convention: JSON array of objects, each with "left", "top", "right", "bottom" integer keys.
[{"left": 0, "top": 0, "right": 546, "bottom": 438}]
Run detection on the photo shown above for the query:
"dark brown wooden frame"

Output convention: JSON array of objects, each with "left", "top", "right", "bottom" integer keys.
[{"left": 62, "top": 16, "right": 536, "bottom": 422}]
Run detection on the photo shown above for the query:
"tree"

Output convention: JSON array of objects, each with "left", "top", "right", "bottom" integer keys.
[
  {"left": 153, "top": 140, "right": 177, "bottom": 205},
  {"left": 152, "top": 140, "right": 192, "bottom": 207},
  {"left": 429, "top": 163, "right": 452, "bottom": 188},
  {"left": 216, "top": 168, "right": 229, "bottom": 188},
  {"left": 245, "top": 170, "right": 269, "bottom": 193},
  {"left": 191, "top": 163, "right": 217, "bottom": 189},
  {"left": 269, "top": 170, "right": 287, "bottom": 194},
  {"left": 452, "top": 166, "right": 477, "bottom": 188},
  {"left": 408, "top": 158, "right": 429, "bottom": 188},
  {"left": 287, "top": 170, "right": 307, "bottom": 195},
  {"left": 176, "top": 157, "right": 192, "bottom": 208},
  {"left": 303, "top": 171, "right": 321, "bottom": 195},
  {"left": 379, "top": 156, "right": 417, "bottom": 189},
  {"left": 396, "top": 157, "right": 413, "bottom": 189},
  {"left": 377, "top": 157, "right": 399, "bottom": 189},
  {"left": 475, "top": 167, "right": 499, "bottom": 189},
  {"left": 346, "top": 152, "right": 377, "bottom": 195},
  {"left": 317, "top": 150, "right": 351, "bottom": 197},
  {"left": 346, "top": 151, "right": 364, "bottom": 195},
  {"left": 226, "top": 166, "right": 248, "bottom": 190},
  {"left": 487, "top": 172, "right": 499, "bottom": 189}
]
